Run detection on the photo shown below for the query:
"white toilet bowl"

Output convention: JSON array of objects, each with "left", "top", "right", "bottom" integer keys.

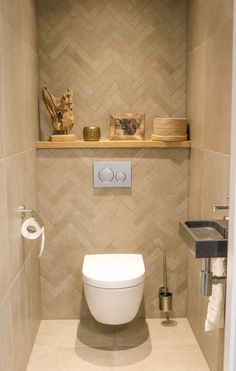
[{"left": 82, "top": 254, "right": 145, "bottom": 325}]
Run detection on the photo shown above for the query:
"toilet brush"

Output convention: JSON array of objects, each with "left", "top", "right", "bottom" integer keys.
[{"left": 159, "top": 255, "right": 176, "bottom": 326}]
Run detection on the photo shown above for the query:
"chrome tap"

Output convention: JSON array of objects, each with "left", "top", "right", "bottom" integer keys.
[
  {"left": 213, "top": 200, "right": 229, "bottom": 220},
  {"left": 213, "top": 204, "right": 229, "bottom": 212}
]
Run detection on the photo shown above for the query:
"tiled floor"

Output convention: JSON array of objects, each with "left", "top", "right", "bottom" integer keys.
[{"left": 26, "top": 319, "right": 210, "bottom": 371}]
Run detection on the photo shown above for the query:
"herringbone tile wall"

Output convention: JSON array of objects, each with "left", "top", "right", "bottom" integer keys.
[
  {"left": 38, "top": 148, "right": 189, "bottom": 319},
  {"left": 37, "top": 0, "right": 188, "bottom": 319},
  {"left": 37, "top": 0, "right": 186, "bottom": 140}
]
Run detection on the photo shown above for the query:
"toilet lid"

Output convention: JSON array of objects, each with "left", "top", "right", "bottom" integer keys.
[{"left": 82, "top": 254, "right": 145, "bottom": 289}]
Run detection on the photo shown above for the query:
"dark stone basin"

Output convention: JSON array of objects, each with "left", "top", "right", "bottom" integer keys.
[{"left": 179, "top": 220, "right": 228, "bottom": 258}]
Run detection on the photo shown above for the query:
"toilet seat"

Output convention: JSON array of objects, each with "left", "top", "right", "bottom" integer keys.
[{"left": 82, "top": 254, "right": 145, "bottom": 289}]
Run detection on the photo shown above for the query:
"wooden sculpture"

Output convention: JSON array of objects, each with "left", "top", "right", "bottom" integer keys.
[{"left": 42, "top": 87, "right": 75, "bottom": 137}]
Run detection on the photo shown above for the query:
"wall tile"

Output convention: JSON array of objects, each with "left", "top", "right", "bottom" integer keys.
[
  {"left": 26, "top": 149, "right": 38, "bottom": 211},
  {"left": 38, "top": 0, "right": 186, "bottom": 140},
  {"left": 6, "top": 152, "right": 28, "bottom": 284},
  {"left": 2, "top": 0, "right": 23, "bottom": 38},
  {"left": 202, "top": 150, "right": 230, "bottom": 219},
  {"left": 187, "top": 44, "right": 206, "bottom": 146},
  {"left": 2, "top": 21, "right": 26, "bottom": 156},
  {"left": 0, "top": 13, "right": 5, "bottom": 158},
  {"left": 0, "top": 159, "right": 9, "bottom": 303},
  {"left": 25, "top": 246, "right": 41, "bottom": 346},
  {"left": 187, "top": 251, "right": 201, "bottom": 339},
  {"left": 0, "top": 1, "right": 40, "bottom": 370},
  {"left": 198, "top": 302, "right": 224, "bottom": 371},
  {"left": 189, "top": 147, "right": 203, "bottom": 219},
  {"left": 38, "top": 148, "right": 190, "bottom": 319},
  {"left": 10, "top": 267, "right": 31, "bottom": 371},
  {"left": 187, "top": 0, "right": 206, "bottom": 52},
  {"left": 24, "top": 47, "right": 39, "bottom": 149},
  {"left": 188, "top": 248, "right": 225, "bottom": 371},
  {"left": 30, "top": 246, "right": 41, "bottom": 343},
  {"left": 0, "top": 296, "right": 13, "bottom": 371},
  {"left": 37, "top": 0, "right": 188, "bottom": 319},
  {"left": 205, "top": 19, "right": 233, "bottom": 154},
  {"left": 187, "top": 2, "right": 232, "bottom": 369},
  {"left": 206, "top": 0, "right": 233, "bottom": 39},
  {"left": 22, "top": 0, "right": 38, "bottom": 51}
]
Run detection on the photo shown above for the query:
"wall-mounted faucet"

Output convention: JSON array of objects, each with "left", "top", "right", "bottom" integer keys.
[
  {"left": 213, "top": 204, "right": 229, "bottom": 212},
  {"left": 213, "top": 199, "right": 229, "bottom": 220}
]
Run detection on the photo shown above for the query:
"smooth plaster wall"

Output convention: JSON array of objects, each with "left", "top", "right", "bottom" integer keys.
[
  {"left": 0, "top": 1, "right": 41, "bottom": 371},
  {"left": 187, "top": 1, "right": 233, "bottom": 370},
  {"left": 36, "top": 0, "right": 189, "bottom": 319}
]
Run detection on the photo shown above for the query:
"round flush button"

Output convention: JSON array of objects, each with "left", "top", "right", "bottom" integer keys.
[
  {"left": 98, "top": 168, "right": 114, "bottom": 183},
  {"left": 115, "top": 171, "right": 126, "bottom": 183}
]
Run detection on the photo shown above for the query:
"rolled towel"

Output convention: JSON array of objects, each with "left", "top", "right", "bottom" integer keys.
[{"left": 205, "top": 258, "right": 226, "bottom": 332}]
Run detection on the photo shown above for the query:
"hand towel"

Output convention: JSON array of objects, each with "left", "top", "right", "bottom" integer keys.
[{"left": 205, "top": 258, "right": 226, "bottom": 332}]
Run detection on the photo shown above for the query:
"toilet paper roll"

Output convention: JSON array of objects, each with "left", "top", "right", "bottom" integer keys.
[
  {"left": 39, "top": 226, "right": 45, "bottom": 258},
  {"left": 21, "top": 217, "right": 45, "bottom": 258}
]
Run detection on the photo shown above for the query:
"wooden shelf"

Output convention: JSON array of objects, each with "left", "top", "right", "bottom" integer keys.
[{"left": 36, "top": 140, "right": 191, "bottom": 149}]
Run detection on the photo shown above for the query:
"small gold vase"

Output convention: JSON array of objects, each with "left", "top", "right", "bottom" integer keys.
[{"left": 83, "top": 126, "right": 101, "bottom": 141}]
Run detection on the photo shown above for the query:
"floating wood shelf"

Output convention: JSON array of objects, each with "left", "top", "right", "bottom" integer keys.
[{"left": 36, "top": 140, "right": 191, "bottom": 149}]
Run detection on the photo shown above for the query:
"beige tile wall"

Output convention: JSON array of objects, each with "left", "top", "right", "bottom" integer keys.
[
  {"left": 36, "top": 0, "right": 189, "bottom": 319},
  {"left": 37, "top": 0, "right": 186, "bottom": 140},
  {"left": 187, "top": 1, "right": 233, "bottom": 370},
  {"left": 0, "top": 1, "right": 41, "bottom": 371},
  {"left": 38, "top": 148, "right": 189, "bottom": 319}
]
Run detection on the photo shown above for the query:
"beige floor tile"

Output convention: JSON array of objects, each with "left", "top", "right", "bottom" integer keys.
[
  {"left": 27, "top": 319, "right": 210, "bottom": 371},
  {"left": 114, "top": 345, "right": 209, "bottom": 370},
  {"left": 113, "top": 340, "right": 152, "bottom": 367},
  {"left": 113, "top": 318, "right": 149, "bottom": 350},
  {"left": 75, "top": 346, "right": 116, "bottom": 367},
  {"left": 146, "top": 318, "right": 199, "bottom": 346},
  {"left": 77, "top": 318, "right": 117, "bottom": 349},
  {"left": 35, "top": 320, "right": 79, "bottom": 347},
  {"left": 27, "top": 346, "right": 115, "bottom": 371}
]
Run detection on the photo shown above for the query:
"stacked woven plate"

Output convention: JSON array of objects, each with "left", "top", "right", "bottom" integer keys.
[{"left": 151, "top": 118, "right": 188, "bottom": 141}]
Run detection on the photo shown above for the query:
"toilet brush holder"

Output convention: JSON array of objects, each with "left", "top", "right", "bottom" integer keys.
[
  {"left": 159, "top": 255, "right": 176, "bottom": 326},
  {"left": 159, "top": 288, "right": 173, "bottom": 312}
]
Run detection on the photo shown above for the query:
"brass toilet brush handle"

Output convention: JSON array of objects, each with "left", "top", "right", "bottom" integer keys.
[{"left": 159, "top": 255, "right": 173, "bottom": 324}]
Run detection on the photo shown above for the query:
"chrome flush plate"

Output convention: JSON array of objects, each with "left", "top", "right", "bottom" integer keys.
[{"left": 93, "top": 162, "right": 132, "bottom": 188}]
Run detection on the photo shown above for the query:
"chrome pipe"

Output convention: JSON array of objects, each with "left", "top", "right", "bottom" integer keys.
[
  {"left": 200, "top": 259, "right": 212, "bottom": 297},
  {"left": 200, "top": 258, "right": 227, "bottom": 297}
]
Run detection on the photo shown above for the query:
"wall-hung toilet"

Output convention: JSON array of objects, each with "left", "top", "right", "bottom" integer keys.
[{"left": 82, "top": 254, "right": 145, "bottom": 325}]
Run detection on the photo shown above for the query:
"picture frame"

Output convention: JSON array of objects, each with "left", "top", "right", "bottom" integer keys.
[{"left": 110, "top": 113, "right": 145, "bottom": 140}]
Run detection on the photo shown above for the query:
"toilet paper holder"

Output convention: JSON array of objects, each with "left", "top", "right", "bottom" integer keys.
[
  {"left": 18, "top": 205, "right": 44, "bottom": 227},
  {"left": 19, "top": 205, "right": 45, "bottom": 258}
]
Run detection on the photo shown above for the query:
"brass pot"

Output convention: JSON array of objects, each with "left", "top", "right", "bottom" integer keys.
[{"left": 83, "top": 126, "right": 101, "bottom": 141}]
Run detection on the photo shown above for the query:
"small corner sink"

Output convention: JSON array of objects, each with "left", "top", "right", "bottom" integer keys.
[{"left": 179, "top": 220, "right": 228, "bottom": 258}]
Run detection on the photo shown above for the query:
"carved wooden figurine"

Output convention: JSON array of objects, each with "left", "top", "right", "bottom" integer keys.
[{"left": 42, "top": 87, "right": 75, "bottom": 134}]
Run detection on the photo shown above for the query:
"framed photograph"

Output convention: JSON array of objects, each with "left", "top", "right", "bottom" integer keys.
[{"left": 110, "top": 113, "right": 145, "bottom": 140}]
